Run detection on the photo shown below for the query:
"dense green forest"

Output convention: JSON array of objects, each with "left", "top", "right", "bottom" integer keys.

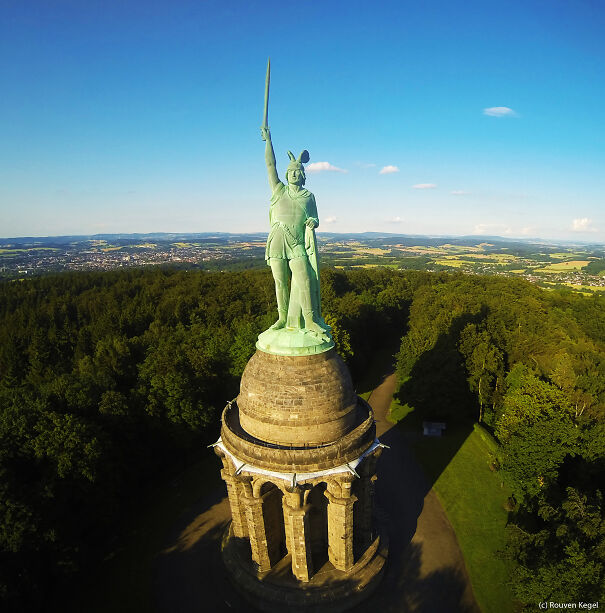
[{"left": 0, "top": 267, "right": 603, "bottom": 610}]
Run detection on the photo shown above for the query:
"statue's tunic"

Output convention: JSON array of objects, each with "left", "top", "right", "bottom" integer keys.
[{"left": 265, "top": 182, "right": 319, "bottom": 261}]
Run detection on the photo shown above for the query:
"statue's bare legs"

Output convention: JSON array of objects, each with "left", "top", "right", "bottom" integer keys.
[
  {"left": 269, "top": 258, "right": 289, "bottom": 329},
  {"left": 288, "top": 257, "right": 325, "bottom": 336},
  {"left": 269, "top": 257, "right": 325, "bottom": 336}
]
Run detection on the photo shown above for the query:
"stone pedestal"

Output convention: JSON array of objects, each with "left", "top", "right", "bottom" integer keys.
[{"left": 215, "top": 348, "right": 387, "bottom": 611}]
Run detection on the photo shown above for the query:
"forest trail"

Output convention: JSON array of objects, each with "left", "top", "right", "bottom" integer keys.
[
  {"left": 154, "top": 370, "right": 481, "bottom": 613},
  {"left": 368, "top": 371, "right": 399, "bottom": 437}
]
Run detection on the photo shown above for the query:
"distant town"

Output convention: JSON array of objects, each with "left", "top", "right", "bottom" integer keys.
[{"left": 1, "top": 232, "right": 604, "bottom": 295}]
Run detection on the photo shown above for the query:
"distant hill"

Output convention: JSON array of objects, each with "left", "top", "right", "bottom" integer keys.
[{"left": 2, "top": 231, "right": 603, "bottom": 249}]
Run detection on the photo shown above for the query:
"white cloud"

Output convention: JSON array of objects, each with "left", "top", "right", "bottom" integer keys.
[
  {"left": 324, "top": 216, "right": 338, "bottom": 224},
  {"left": 387, "top": 216, "right": 403, "bottom": 223},
  {"left": 483, "top": 106, "right": 517, "bottom": 117},
  {"left": 571, "top": 217, "right": 597, "bottom": 232},
  {"left": 412, "top": 183, "right": 437, "bottom": 189},
  {"left": 306, "top": 161, "right": 347, "bottom": 174},
  {"left": 379, "top": 165, "right": 399, "bottom": 175},
  {"left": 451, "top": 190, "right": 469, "bottom": 196}
]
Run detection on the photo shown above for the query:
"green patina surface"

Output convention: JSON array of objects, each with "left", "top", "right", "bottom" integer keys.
[{"left": 257, "top": 60, "right": 333, "bottom": 356}]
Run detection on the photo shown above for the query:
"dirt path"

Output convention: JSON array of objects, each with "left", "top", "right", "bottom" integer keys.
[{"left": 153, "top": 372, "right": 481, "bottom": 613}]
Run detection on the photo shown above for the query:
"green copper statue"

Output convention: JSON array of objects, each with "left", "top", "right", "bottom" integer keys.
[{"left": 257, "top": 60, "right": 333, "bottom": 356}]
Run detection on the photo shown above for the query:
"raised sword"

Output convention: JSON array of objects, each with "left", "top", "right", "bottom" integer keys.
[{"left": 262, "top": 58, "right": 270, "bottom": 129}]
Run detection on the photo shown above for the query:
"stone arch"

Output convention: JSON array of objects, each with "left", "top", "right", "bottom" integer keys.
[
  {"left": 307, "top": 481, "right": 329, "bottom": 571},
  {"left": 251, "top": 476, "right": 290, "bottom": 498},
  {"left": 252, "top": 477, "right": 269, "bottom": 498}
]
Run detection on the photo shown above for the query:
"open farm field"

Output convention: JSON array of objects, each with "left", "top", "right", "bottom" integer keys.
[
  {"left": 349, "top": 262, "right": 399, "bottom": 269},
  {"left": 544, "top": 282, "right": 605, "bottom": 294},
  {"left": 397, "top": 245, "right": 449, "bottom": 254},
  {"left": 536, "top": 260, "right": 591, "bottom": 272},
  {"left": 434, "top": 258, "right": 465, "bottom": 267},
  {"left": 350, "top": 247, "right": 392, "bottom": 255},
  {"left": 547, "top": 251, "right": 583, "bottom": 259}
]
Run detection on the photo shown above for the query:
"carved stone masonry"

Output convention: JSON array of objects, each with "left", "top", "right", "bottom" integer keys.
[{"left": 215, "top": 349, "right": 388, "bottom": 611}]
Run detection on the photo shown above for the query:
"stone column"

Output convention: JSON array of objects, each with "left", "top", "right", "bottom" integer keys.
[
  {"left": 326, "top": 479, "right": 357, "bottom": 571},
  {"left": 283, "top": 488, "right": 313, "bottom": 582},
  {"left": 282, "top": 496, "right": 293, "bottom": 554},
  {"left": 240, "top": 476, "right": 272, "bottom": 573},
  {"left": 215, "top": 449, "right": 248, "bottom": 538}
]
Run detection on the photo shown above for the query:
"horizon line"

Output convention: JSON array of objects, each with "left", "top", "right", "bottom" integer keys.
[{"left": 1, "top": 230, "right": 603, "bottom": 247}]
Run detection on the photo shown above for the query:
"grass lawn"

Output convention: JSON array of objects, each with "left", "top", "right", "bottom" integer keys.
[
  {"left": 59, "top": 451, "right": 222, "bottom": 613},
  {"left": 392, "top": 401, "right": 515, "bottom": 613}
]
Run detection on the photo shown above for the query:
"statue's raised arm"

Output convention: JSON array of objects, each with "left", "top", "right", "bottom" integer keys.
[{"left": 261, "top": 127, "right": 280, "bottom": 191}]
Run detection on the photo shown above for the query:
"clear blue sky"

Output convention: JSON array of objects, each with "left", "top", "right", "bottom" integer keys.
[{"left": 1, "top": 0, "right": 604, "bottom": 241}]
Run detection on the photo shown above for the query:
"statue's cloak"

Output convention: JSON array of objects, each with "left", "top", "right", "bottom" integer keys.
[{"left": 265, "top": 182, "right": 324, "bottom": 329}]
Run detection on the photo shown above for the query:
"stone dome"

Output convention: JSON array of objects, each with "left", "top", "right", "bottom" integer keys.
[
  {"left": 220, "top": 348, "right": 376, "bottom": 472},
  {"left": 238, "top": 348, "right": 357, "bottom": 446}
]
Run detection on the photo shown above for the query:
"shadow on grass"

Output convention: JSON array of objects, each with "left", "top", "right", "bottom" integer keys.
[{"left": 392, "top": 314, "right": 482, "bottom": 489}]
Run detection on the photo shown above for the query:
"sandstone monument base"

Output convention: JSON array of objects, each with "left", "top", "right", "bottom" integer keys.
[
  {"left": 214, "top": 349, "right": 387, "bottom": 611},
  {"left": 221, "top": 524, "right": 388, "bottom": 612}
]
